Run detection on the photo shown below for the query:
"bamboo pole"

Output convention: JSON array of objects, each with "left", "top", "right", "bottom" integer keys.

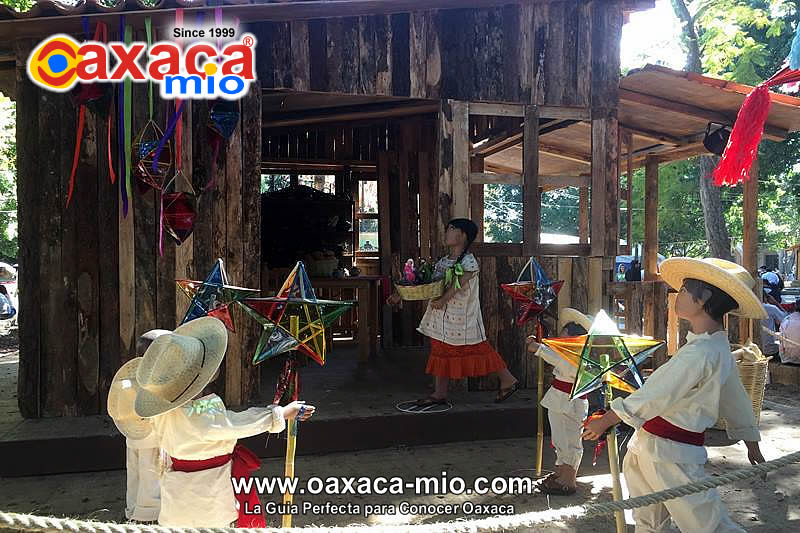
[
  {"left": 602, "top": 354, "right": 626, "bottom": 533},
  {"left": 536, "top": 326, "right": 544, "bottom": 476},
  {"left": 282, "top": 316, "right": 300, "bottom": 528}
]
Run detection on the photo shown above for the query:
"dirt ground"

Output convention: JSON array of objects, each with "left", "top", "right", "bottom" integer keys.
[{"left": 1, "top": 329, "right": 799, "bottom": 532}]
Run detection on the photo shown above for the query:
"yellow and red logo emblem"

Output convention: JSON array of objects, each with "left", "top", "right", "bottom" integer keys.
[{"left": 28, "top": 35, "right": 83, "bottom": 91}]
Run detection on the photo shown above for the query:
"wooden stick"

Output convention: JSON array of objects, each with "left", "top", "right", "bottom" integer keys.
[
  {"left": 762, "top": 326, "right": 800, "bottom": 348},
  {"left": 282, "top": 316, "right": 300, "bottom": 528},
  {"left": 535, "top": 320, "right": 544, "bottom": 477},
  {"left": 603, "top": 356, "right": 626, "bottom": 533}
]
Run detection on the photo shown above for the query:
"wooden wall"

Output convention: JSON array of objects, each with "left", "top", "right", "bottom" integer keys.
[
  {"left": 15, "top": 38, "right": 263, "bottom": 416},
  {"left": 252, "top": 1, "right": 607, "bottom": 106}
]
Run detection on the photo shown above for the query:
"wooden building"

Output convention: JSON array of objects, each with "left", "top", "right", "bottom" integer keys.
[{"left": 3, "top": 0, "right": 663, "bottom": 418}]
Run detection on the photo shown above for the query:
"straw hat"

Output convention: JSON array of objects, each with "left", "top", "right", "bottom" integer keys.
[
  {"left": 107, "top": 358, "right": 152, "bottom": 440},
  {"left": 134, "top": 317, "right": 228, "bottom": 418},
  {"left": 659, "top": 257, "right": 766, "bottom": 320},
  {"left": 558, "top": 307, "right": 593, "bottom": 332}
]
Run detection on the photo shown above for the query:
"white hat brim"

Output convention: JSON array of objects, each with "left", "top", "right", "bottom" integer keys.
[
  {"left": 659, "top": 258, "right": 766, "bottom": 320},
  {"left": 134, "top": 317, "right": 228, "bottom": 418},
  {"left": 107, "top": 358, "right": 152, "bottom": 440},
  {"left": 558, "top": 308, "right": 593, "bottom": 332}
]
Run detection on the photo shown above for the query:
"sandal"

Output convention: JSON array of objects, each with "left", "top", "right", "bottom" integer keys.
[
  {"left": 415, "top": 396, "right": 448, "bottom": 408},
  {"left": 495, "top": 381, "right": 520, "bottom": 403},
  {"left": 537, "top": 474, "right": 577, "bottom": 496}
]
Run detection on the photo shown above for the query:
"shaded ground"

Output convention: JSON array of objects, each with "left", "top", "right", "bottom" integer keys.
[{"left": 1, "top": 328, "right": 799, "bottom": 531}]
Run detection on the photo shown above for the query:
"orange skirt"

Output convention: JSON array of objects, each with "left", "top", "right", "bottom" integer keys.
[{"left": 425, "top": 339, "right": 507, "bottom": 379}]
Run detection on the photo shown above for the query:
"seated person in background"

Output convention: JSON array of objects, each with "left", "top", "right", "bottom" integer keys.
[
  {"left": 762, "top": 292, "right": 787, "bottom": 357},
  {"left": 779, "top": 301, "right": 800, "bottom": 365},
  {"left": 762, "top": 268, "right": 782, "bottom": 303},
  {"left": 0, "top": 285, "right": 16, "bottom": 320}
]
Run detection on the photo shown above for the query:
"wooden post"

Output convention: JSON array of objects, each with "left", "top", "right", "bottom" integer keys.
[
  {"left": 579, "top": 186, "right": 589, "bottom": 244},
  {"left": 557, "top": 258, "right": 573, "bottom": 316},
  {"left": 523, "top": 104, "right": 540, "bottom": 256},
  {"left": 625, "top": 130, "right": 633, "bottom": 254},
  {"left": 644, "top": 158, "right": 659, "bottom": 281},
  {"left": 588, "top": 257, "right": 603, "bottom": 314},
  {"left": 470, "top": 155, "right": 485, "bottom": 242},
  {"left": 667, "top": 292, "right": 678, "bottom": 355},
  {"left": 741, "top": 158, "right": 759, "bottom": 344}
]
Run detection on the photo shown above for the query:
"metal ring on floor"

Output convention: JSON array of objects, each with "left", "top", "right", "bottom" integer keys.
[{"left": 395, "top": 399, "right": 453, "bottom": 413}]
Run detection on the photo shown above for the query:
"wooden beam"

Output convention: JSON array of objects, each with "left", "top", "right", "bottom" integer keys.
[
  {"left": 538, "top": 106, "right": 591, "bottom": 121},
  {"left": 579, "top": 186, "right": 589, "bottom": 245},
  {"left": 471, "top": 129, "right": 523, "bottom": 157},
  {"left": 621, "top": 123, "right": 683, "bottom": 145},
  {"left": 469, "top": 102, "right": 524, "bottom": 117},
  {"left": 557, "top": 258, "right": 573, "bottom": 315},
  {"left": 469, "top": 172, "right": 520, "bottom": 185},
  {"left": 588, "top": 257, "right": 603, "bottom": 314},
  {"left": 540, "top": 175, "right": 591, "bottom": 188},
  {"left": 261, "top": 102, "right": 438, "bottom": 128},
  {"left": 644, "top": 157, "right": 659, "bottom": 281},
  {"left": 470, "top": 156, "right": 485, "bottom": 243},
  {"left": 741, "top": 157, "right": 759, "bottom": 343},
  {"left": 537, "top": 243, "right": 591, "bottom": 257},
  {"left": 522, "top": 104, "right": 540, "bottom": 256},
  {"left": 540, "top": 143, "right": 592, "bottom": 165},
  {"left": 451, "top": 101, "right": 470, "bottom": 218}
]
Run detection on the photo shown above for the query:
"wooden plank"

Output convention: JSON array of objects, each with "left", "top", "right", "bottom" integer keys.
[
  {"left": 291, "top": 21, "right": 311, "bottom": 92},
  {"left": 469, "top": 102, "right": 524, "bottom": 117},
  {"left": 59, "top": 95, "right": 79, "bottom": 415},
  {"left": 438, "top": 102, "right": 454, "bottom": 245},
  {"left": 470, "top": 255, "right": 498, "bottom": 391},
  {"left": 174, "top": 101, "right": 194, "bottom": 323},
  {"left": 272, "top": 22, "right": 293, "bottom": 88},
  {"left": 471, "top": 242, "right": 523, "bottom": 257},
  {"left": 502, "top": 4, "right": 521, "bottom": 102},
  {"left": 390, "top": 13, "right": 411, "bottom": 97},
  {"left": 741, "top": 158, "right": 759, "bottom": 343},
  {"left": 571, "top": 256, "right": 588, "bottom": 314},
  {"left": 522, "top": 104, "right": 540, "bottom": 256},
  {"left": 210, "top": 110, "right": 228, "bottom": 400},
  {"left": 538, "top": 106, "right": 591, "bottom": 121},
  {"left": 75, "top": 102, "right": 100, "bottom": 414},
  {"left": 425, "top": 11, "right": 442, "bottom": 98},
  {"left": 643, "top": 281, "right": 669, "bottom": 367},
  {"left": 628, "top": 283, "right": 643, "bottom": 335},
  {"left": 449, "top": 100, "right": 470, "bottom": 218},
  {"left": 358, "top": 16, "right": 377, "bottom": 95},
  {"left": 532, "top": 1, "right": 548, "bottom": 105},
  {"left": 375, "top": 15, "right": 393, "bottom": 95},
  {"left": 342, "top": 17, "right": 360, "bottom": 94},
  {"left": 309, "top": 19, "right": 328, "bottom": 92},
  {"left": 409, "top": 11, "right": 427, "bottom": 98},
  {"left": 418, "top": 151, "right": 433, "bottom": 258},
  {"left": 540, "top": 175, "right": 591, "bottom": 188},
  {"left": 579, "top": 186, "right": 589, "bottom": 244},
  {"left": 644, "top": 157, "right": 659, "bottom": 281},
  {"left": 377, "top": 152, "right": 393, "bottom": 277},
  {"left": 470, "top": 156, "right": 485, "bottom": 243},
  {"left": 562, "top": 0, "right": 579, "bottom": 105},
  {"left": 155, "top": 99, "right": 177, "bottom": 334},
  {"left": 576, "top": 0, "right": 592, "bottom": 107},
  {"left": 625, "top": 130, "right": 634, "bottom": 254},
  {"left": 326, "top": 18, "right": 345, "bottom": 93},
  {"left": 587, "top": 256, "right": 603, "bottom": 314},
  {"left": 544, "top": 0, "right": 566, "bottom": 105},
  {"left": 557, "top": 257, "right": 573, "bottom": 317},
  {"left": 132, "top": 87, "right": 157, "bottom": 346},
  {"left": 518, "top": 2, "right": 534, "bottom": 103},
  {"left": 39, "top": 91, "right": 65, "bottom": 415},
  {"left": 191, "top": 101, "right": 213, "bottom": 282},
  {"left": 537, "top": 243, "right": 591, "bottom": 257},
  {"left": 590, "top": 118, "right": 606, "bottom": 256},
  {"left": 667, "top": 291, "right": 678, "bottom": 356},
  {"left": 225, "top": 99, "right": 245, "bottom": 407},
  {"left": 97, "top": 94, "right": 120, "bottom": 411}
]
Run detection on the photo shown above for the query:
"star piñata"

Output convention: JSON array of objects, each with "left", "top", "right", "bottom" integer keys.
[
  {"left": 501, "top": 258, "right": 564, "bottom": 325},
  {"left": 242, "top": 261, "right": 353, "bottom": 365},
  {"left": 542, "top": 310, "right": 665, "bottom": 399},
  {"left": 177, "top": 258, "right": 260, "bottom": 332}
]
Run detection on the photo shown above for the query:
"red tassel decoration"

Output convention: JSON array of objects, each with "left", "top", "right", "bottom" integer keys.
[{"left": 712, "top": 66, "right": 800, "bottom": 187}]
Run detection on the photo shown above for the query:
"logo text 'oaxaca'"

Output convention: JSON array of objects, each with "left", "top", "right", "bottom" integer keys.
[{"left": 27, "top": 33, "right": 257, "bottom": 100}]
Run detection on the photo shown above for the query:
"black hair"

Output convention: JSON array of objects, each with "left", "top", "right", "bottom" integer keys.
[
  {"left": 447, "top": 218, "right": 478, "bottom": 265},
  {"left": 562, "top": 322, "right": 588, "bottom": 336},
  {"left": 683, "top": 278, "right": 738, "bottom": 322},
  {"left": 0, "top": 285, "right": 8, "bottom": 296}
]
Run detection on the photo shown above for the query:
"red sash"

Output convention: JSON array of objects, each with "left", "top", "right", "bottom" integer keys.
[
  {"left": 170, "top": 444, "right": 266, "bottom": 527},
  {"left": 642, "top": 416, "right": 705, "bottom": 446},
  {"left": 550, "top": 378, "right": 589, "bottom": 399}
]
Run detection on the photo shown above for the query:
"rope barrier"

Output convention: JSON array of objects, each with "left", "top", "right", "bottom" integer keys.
[{"left": 2, "top": 449, "right": 799, "bottom": 533}]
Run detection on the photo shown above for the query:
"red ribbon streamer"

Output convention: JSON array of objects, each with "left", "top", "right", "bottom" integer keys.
[{"left": 66, "top": 105, "right": 86, "bottom": 208}]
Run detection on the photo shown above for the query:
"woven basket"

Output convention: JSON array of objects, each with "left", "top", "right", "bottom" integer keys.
[
  {"left": 713, "top": 343, "right": 769, "bottom": 430},
  {"left": 395, "top": 280, "right": 445, "bottom": 301}
]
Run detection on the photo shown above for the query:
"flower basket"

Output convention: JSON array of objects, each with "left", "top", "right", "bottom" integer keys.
[
  {"left": 395, "top": 280, "right": 445, "bottom": 301},
  {"left": 713, "top": 342, "right": 769, "bottom": 431}
]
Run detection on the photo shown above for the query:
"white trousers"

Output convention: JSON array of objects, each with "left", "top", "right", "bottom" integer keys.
[
  {"left": 623, "top": 452, "right": 745, "bottom": 533},
  {"left": 125, "top": 447, "right": 161, "bottom": 522},
  {"left": 548, "top": 409, "right": 584, "bottom": 470}
]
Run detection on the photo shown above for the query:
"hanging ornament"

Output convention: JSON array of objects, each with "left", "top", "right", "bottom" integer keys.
[
  {"left": 133, "top": 120, "right": 173, "bottom": 191},
  {"left": 208, "top": 100, "right": 240, "bottom": 140},
  {"left": 161, "top": 171, "right": 197, "bottom": 246}
]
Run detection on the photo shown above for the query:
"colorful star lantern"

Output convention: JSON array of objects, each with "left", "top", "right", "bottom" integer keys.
[
  {"left": 242, "top": 262, "right": 353, "bottom": 366},
  {"left": 501, "top": 258, "right": 564, "bottom": 326},
  {"left": 176, "top": 259, "right": 259, "bottom": 332},
  {"left": 542, "top": 310, "right": 665, "bottom": 399}
]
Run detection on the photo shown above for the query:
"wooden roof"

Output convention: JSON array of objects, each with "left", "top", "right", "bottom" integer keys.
[{"left": 483, "top": 64, "right": 800, "bottom": 178}]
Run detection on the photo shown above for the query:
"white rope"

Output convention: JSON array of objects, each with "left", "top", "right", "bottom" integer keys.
[{"left": 2, "top": 449, "right": 799, "bottom": 533}]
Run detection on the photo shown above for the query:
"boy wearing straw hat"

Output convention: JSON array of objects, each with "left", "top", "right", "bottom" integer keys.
[
  {"left": 134, "top": 317, "right": 315, "bottom": 527},
  {"left": 107, "top": 330, "right": 169, "bottom": 523},
  {"left": 526, "top": 308, "right": 592, "bottom": 495},
  {"left": 582, "top": 258, "right": 767, "bottom": 533}
]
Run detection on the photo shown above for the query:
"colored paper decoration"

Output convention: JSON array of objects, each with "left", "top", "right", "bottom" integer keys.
[
  {"left": 162, "top": 190, "right": 197, "bottom": 245},
  {"left": 209, "top": 101, "right": 240, "bottom": 140},
  {"left": 176, "top": 258, "right": 259, "bottom": 332},
  {"left": 501, "top": 258, "right": 564, "bottom": 326},
  {"left": 242, "top": 262, "right": 354, "bottom": 365},
  {"left": 542, "top": 310, "right": 664, "bottom": 399},
  {"left": 133, "top": 120, "right": 173, "bottom": 191}
]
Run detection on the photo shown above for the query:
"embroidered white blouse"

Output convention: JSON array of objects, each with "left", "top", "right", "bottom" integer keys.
[
  {"left": 416, "top": 253, "right": 487, "bottom": 345},
  {"left": 610, "top": 331, "right": 760, "bottom": 464},
  {"left": 535, "top": 345, "right": 588, "bottom": 418},
  {"left": 151, "top": 394, "right": 286, "bottom": 527}
]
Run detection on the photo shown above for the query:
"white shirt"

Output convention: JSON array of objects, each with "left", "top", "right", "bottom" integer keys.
[
  {"left": 762, "top": 271, "right": 780, "bottom": 286},
  {"left": 762, "top": 304, "right": 787, "bottom": 355},
  {"left": 417, "top": 253, "right": 487, "bottom": 345},
  {"left": 151, "top": 394, "right": 285, "bottom": 527},
  {"left": 611, "top": 330, "right": 759, "bottom": 464},
  {"left": 536, "top": 345, "right": 588, "bottom": 418},
  {"left": 780, "top": 312, "right": 800, "bottom": 363}
]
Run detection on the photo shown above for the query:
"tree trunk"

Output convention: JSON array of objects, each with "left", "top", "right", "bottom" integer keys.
[
  {"left": 697, "top": 157, "right": 732, "bottom": 260},
  {"left": 672, "top": 0, "right": 732, "bottom": 259}
]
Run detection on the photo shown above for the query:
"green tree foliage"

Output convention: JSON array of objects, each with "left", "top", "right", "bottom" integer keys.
[
  {"left": 0, "top": 96, "right": 18, "bottom": 263},
  {"left": 0, "top": 0, "right": 34, "bottom": 11}
]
